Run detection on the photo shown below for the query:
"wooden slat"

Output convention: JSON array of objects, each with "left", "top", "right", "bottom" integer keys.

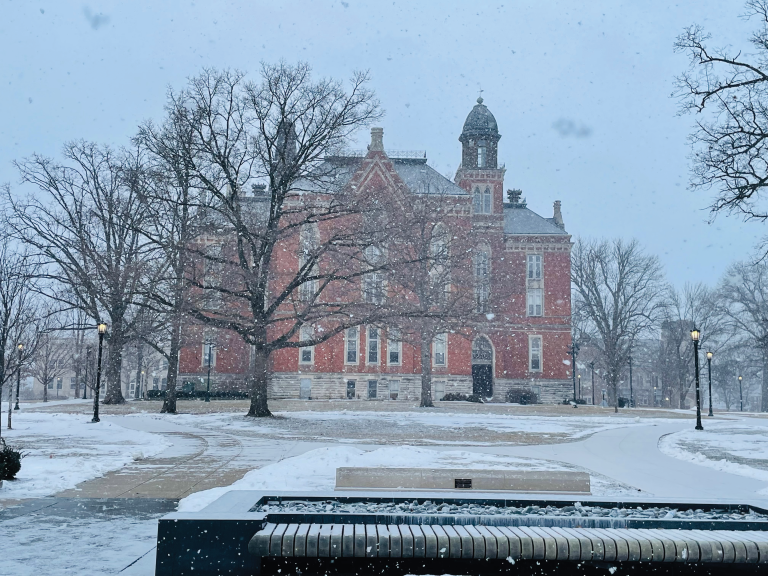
[
  {"left": 305, "top": 524, "right": 321, "bottom": 558},
  {"left": 422, "top": 525, "right": 438, "bottom": 558},
  {"left": 712, "top": 531, "right": 750, "bottom": 564},
  {"left": 550, "top": 527, "right": 581, "bottom": 561},
  {"left": 411, "top": 525, "right": 426, "bottom": 558},
  {"left": 465, "top": 525, "right": 486, "bottom": 559},
  {"left": 559, "top": 527, "right": 594, "bottom": 561},
  {"left": 341, "top": 524, "right": 354, "bottom": 557},
  {"left": 621, "top": 531, "right": 642, "bottom": 562},
  {"left": 354, "top": 524, "right": 366, "bottom": 558},
  {"left": 270, "top": 524, "right": 288, "bottom": 557},
  {"left": 442, "top": 525, "right": 462, "bottom": 559},
  {"left": 591, "top": 528, "right": 617, "bottom": 562},
  {"left": 281, "top": 524, "right": 299, "bottom": 557},
  {"left": 330, "top": 525, "right": 343, "bottom": 558},
  {"left": 453, "top": 525, "right": 474, "bottom": 559},
  {"left": 317, "top": 524, "right": 332, "bottom": 557},
  {"left": 432, "top": 525, "right": 450, "bottom": 558},
  {"left": 621, "top": 529, "right": 653, "bottom": 562},
  {"left": 539, "top": 527, "right": 569, "bottom": 560},
  {"left": 377, "top": 525, "right": 390, "bottom": 558},
  {"left": 526, "top": 527, "right": 557, "bottom": 560},
  {"left": 365, "top": 524, "right": 377, "bottom": 557},
  {"left": 486, "top": 526, "right": 509, "bottom": 559},
  {"left": 475, "top": 526, "right": 498, "bottom": 559},
  {"left": 294, "top": 524, "right": 310, "bottom": 557},
  {"left": 389, "top": 524, "right": 402, "bottom": 558},
  {"left": 506, "top": 526, "right": 533, "bottom": 559},
  {"left": 399, "top": 525, "right": 414, "bottom": 558},
  {"left": 516, "top": 526, "right": 545, "bottom": 560},
  {"left": 250, "top": 523, "right": 277, "bottom": 557},
  {"left": 742, "top": 531, "right": 768, "bottom": 563}
]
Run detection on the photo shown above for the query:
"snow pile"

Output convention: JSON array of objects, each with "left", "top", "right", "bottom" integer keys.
[
  {"left": 0, "top": 409, "right": 169, "bottom": 499},
  {"left": 178, "top": 445, "right": 570, "bottom": 512},
  {"left": 658, "top": 421, "right": 768, "bottom": 484}
]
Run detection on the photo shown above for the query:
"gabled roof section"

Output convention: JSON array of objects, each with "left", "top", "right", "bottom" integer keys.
[
  {"left": 391, "top": 158, "right": 468, "bottom": 196},
  {"left": 504, "top": 206, "right": 569, "bottom": 235}
]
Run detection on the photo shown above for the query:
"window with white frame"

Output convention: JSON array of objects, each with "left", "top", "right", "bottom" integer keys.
[
  {"left": 389, "top": 379, "right": 400, "bottom": 400},
  {"left": 529, "top": 336, "right": 543, "bottom": 372},
  {"left": 527, "top": 254, "right": 542, "bottom": 279},
  {"left": 367, "top": 326, "right": 379, "bottom": 364},
  {"left": 346, "top": 327, "right": 358, "bottom": 364},
  {"left": 527, "top": 288, "right": 543, "bottom": 317},
  {"left": 299, "top": 325, "right": 314, "bottom": 364},
  {"left": 203, "top": 244, "right": 224, "bottom": 309},
  {"left": 363, "top": 246, "right": 385, "bottom": 304},
  {"left": 387, "top": 328, "right": 401, "bottom": 365},
  {"left": 203, "top": 342, "right": 216, "bottom": 367},
  {"left": 474, "top": 248, "right": 490, "bottom": 312},
  {"left": 472, "top": 187, "right": 492, "bottom": 214},
  {"left": 433, "top": 380, "right": 446, "bottom": 400},
  {"left": 298, "top": 225, "right": 319, "bottom": 301},
  {"left": 477, "top": 142, "right": 487, "bottom": 168},
  {"left": 433, "top": 333, "right": 447, "bottom": 367}
]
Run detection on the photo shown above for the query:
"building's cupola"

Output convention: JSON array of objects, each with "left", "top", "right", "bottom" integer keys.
[{"left": 459, "top": 97, "right": 501, "bottom": 169}]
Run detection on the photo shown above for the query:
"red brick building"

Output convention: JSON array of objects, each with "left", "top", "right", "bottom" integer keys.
[{"left": 178, "top": 99, "right": 573, "bottom": 403}]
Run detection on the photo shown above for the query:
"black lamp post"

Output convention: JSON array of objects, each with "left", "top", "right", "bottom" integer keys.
[
  {"left": 14, "top": 344, "right": 23, "bottom": 410},
  {"left": 738, "top": 375, "right": 743, "bottom": 412},
  {"left": 569, "top": 341, "right": 579, "bottom": 403},
  {"left": 205, "top": 341, "right": 214, "bottom": 403},
  {"left": 690, "top": 326, "right": 703, "bottom": 430},
  {"left": 577, "top": 374, "right": 581, "bottom": 400},
  {"left": 92, "top": 323, "right": 107, "bottom": 423},
  {"left": 628, "top": 354, "right": 634, "bottom": 408},
  {"left": 83, "top": 346, "right": 91, "bottom": 399},
  {"left": 590, "top": 361, "right": 595, "bottom": 406},
  {"left": 706, "top": 351, "right": 714, "bottom": 417}
]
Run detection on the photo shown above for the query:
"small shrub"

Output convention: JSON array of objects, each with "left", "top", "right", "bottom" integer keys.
[
  {"left": 506, "top": 387, "right": 538, "bottom": 405},
  {"left": 441, "top": 392, "right": 468, "bottom": 402},
  {"left": 575, "top": 398, "right": 587, "bottom": 405},
  {"left": 0, "top": 438, "right": 24, "bottom": 480},
  {"left": 466, "top": 394, "right": 484, "bottom": 403}
]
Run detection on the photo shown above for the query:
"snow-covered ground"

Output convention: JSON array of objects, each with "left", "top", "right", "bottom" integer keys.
[
  {"left": 0, "top": 405, "right": 169, "bottom": 499},
  {"left": 178, "top": 444, "right": 641, "bottom": 512},
  {"left": 658, "top": 417, "right": 768, "bottom": 486}
]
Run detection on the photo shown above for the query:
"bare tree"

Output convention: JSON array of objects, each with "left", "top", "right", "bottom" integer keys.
[
  {"left": 154, "top": 64, "right": 392, "bottom": 417},
  {"left": 675, "top": 1, "right": 768, "bottom": 221},
  {"left": 30, "top": 331, "right": 69, "bottom": 402},
  {"left": 384, "top": 186, "right": 476, "bottom": 407},
  {"left": 571, "top": 238, "right": 666, "bottom": 412},
  {"left": 658, "top": 283, "right": 724, "bottom": 408},
  {"left": 8, "top": 143, "right": 152, "bottom": 404},
  {"left": 716, "top": 259, "right": 768, "bottom": 411}
]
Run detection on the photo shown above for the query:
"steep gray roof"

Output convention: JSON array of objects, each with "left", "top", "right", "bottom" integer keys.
[
  {"left": 504, "top": 206, "right": 568, "bottom": 235},
  {"left": 391, "top": 158, "right": 468, "bottom": 196}
]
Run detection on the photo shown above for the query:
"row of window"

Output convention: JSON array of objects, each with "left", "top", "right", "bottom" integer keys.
[{"left": 298, "top": 329, "right": 545, "bottom": 372}]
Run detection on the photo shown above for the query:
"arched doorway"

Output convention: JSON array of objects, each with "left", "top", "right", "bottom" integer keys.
[{"left": 471, "top": 336, "right": 493, "bottom": 397}]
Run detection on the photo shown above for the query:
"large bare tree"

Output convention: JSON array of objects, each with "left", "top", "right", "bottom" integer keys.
[
  {"left": 675, "top": 0, "right": 768, "bottom": 220},
  {"left": 155, "top": 64, "right": 394, "bottom": 417},
  {"left": 571, "top": 238, "right": 666, "bottom": 412},
  {"left": 8, "top": 143, "right": 152, "bottom": 404},
  {"left": 716, "top": 259, "right": 768, "bottom": 411}
]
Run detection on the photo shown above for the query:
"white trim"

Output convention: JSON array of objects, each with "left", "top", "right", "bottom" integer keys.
[
  {"left": 345, "top": 327, "right": 359, "bottom": 365},
  {"left": 367, "top": 326, "right": 380, "bottom": 365},
  {"left": 299, "top": 325, "right": 314, "bottom": 365},
  {"left": 387, "top": 328, "right": 401, "bottom": 366},
  {"left": 433, "top": 333, "right": 447, "bottom": 367},
  {"left": 529, "top": 335, "right": 543, "bottom": 372},
  {"left": 527, "top": 288, "right": 543, "bottom": 317}
]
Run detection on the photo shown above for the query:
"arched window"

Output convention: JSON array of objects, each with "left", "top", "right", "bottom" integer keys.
[
  {"left": 483, "top": 187, "right": 492, "bottom": 214},
  {"left": 474, "top": 247, "right": 490, "bottom": 313},
  {"left": 430, "top": 225, "right": 450, "bottom": 301},
  {"left": 298, "top": 225, "right": 319, "bottom": 301},
  {"left": 477, "top": 141, "right": 487, "bottom": 168},
  {"left": 363, "top": 245, "right": 385, "bottom": 304},
  {"left": 473, "top": 187, "right": 483, "bottom": 213},
  {"left": 473, "top": 187, "right": 492, "bottom": 214}
]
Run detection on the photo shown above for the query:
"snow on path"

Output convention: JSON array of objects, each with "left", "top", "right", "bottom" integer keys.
[{"left": 0, "top": 407, "right": 169, "bottom": 499}]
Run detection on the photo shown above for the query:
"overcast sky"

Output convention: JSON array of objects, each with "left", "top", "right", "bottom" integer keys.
[{"left": 1, "top": 1, "right": 762, "bottom": 287}]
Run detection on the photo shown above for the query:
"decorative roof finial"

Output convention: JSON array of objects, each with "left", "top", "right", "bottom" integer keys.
[
  {"left": 477, "top": 88, "right": 484, "bottom": 105},
  {"left": 369, "top": 127, "right": 384, "bottom": 152},
  {"left": 507, "top": 188, "right": 526, "bottom": 207}
]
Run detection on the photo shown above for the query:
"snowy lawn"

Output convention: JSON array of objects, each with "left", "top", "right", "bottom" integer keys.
[
  {"left": 0, "top": 405, "right": 169, "bottom": 499},
  {"left": 658, "top": 418, "right": 768, "bottom": 486},
  {"left": 178, "top": 445, "right": 642, "bottom": 512}
]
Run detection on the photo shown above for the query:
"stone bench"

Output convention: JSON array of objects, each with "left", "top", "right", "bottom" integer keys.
[{"left": 335, "top": 467, "right": 591, "bottom": 494}]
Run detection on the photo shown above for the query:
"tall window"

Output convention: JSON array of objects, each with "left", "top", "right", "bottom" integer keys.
[
  {"left": 299, "top": 325, "right": 314, "bottom": 364},
  {"left": 363, "top": 246, "right": 385, "bottom": 304},
  {"left": 477, "top": 142, "right": 487, "bottom": 168},
  {"left": 529, "top": 336, "right": 542, "bottom": 372},
  {"left": 298, "top": 225, "right": 319, "bottom": 301},
  {"left": 367, "top": 326, "right": 379, "bottom": 364},
  {"left": 473, "top": 187, "right": 492, "bottom": 214},
  {"left": 388, "top": 328, "right": 401, "bottom": 365},
  {"left": 430, "top": 225, "right": 450, "bottom": 300},
  {"left": 475, "top": 248, "right": 490, "bottom": 312},
  {"left": 433, "top": 333, "right": 447, "bottom": 367},
  {"left": 527, "top": 289, "right": 543, "bottom": 317},
  {"left": 203, "top": 244, "right": 224, "bottom": 309},
  {"left": 346, "top": 327, "right": 358, "bottom": 364},
  {"left": 527, "top": 254, "right": 542, "bottom": 279}
]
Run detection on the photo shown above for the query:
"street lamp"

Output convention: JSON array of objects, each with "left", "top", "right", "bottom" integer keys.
[
  {"left": 738, "top": 375, "right": 743, "bottom": 412},
  {"left": 577, "top": 374, "right": 581, "bottom": 400},
  {"left": 590, "top": 361, "right": 595, "bottom": 406},
  {"left": 690, "top": 326, "right": 703, "bottom": 430},
  {"left": 706, "top": 351, "right": 714, "bottom": 417},
  {"left": 14, "top": 344, "right": 23, "bottom": 410},
  {"left": 92, "top": 323, "right": 107, "bottom": 423},
  {"left": 205, "top": 341, "right": 215, "bottom": 403},
  {"left": 569, "top": 341, "right": 579, "bottom": 403},
  {"left": 628, "top": 354, "right": 634, "bottom": 408},
  {"left": 83, "top": 346, "right": 91, "bottom": 399}
]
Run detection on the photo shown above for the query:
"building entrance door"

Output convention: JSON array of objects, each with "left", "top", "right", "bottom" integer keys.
[{"left": 471, "top": 336, "right": 493, "bottom": 397}]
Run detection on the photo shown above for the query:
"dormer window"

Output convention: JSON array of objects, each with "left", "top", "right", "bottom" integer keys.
[{"left": 477, "top": 141, "right": 487, "bottom": 168}]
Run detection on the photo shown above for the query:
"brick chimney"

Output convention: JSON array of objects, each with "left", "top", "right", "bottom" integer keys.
[
  {"left": 369, "top": 127, "right": 384, "bottom": 151},
  {"left": 553, "top": 200, "right": 564, "bottom": 229}
]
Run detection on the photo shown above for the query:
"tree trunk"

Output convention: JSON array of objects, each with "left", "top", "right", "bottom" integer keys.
[
  {"left": 102, "top": 324, "right": 125, "bottom": 404},
  {"left": 134, "top": 344, "right": 143, "bottom": 400},
  {"left": 161, "top": 312, "right": 182, "bottom": 414},
  {"left": 247, "top": 345, "right": 272, "bottom": 417},
  {"left": 762, "top": 350, "right": 768, "bottom": 412},
  {"left": 420, "top": 332, "right": 434, "bottom": 408},
  {"left": 43, "top": 377, "right": 48, "bottom": 402}
]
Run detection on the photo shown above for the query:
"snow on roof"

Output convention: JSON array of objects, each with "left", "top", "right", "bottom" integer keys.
[{"left": 504, "top": 206, "right": 569, "bottom": 235}]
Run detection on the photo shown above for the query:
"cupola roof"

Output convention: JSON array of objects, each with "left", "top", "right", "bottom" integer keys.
[{"left": 460, "top": 97, "right": 499, "bottom": 140}]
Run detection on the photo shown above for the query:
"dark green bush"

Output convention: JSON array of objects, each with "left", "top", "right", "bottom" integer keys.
[
  {"left": 506, "top": 387, "right": 539, "bottom": 405},
  {"left": 442, "top": 392, "right": 484, "bottom": 403},
  {"left": 146, "top": 389, "right": 248, "bottom": 400},
  {"left": 0, "top": 438, "right": 24, "bottom": 480}
]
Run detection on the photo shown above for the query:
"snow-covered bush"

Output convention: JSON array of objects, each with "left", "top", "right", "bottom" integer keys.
[{"left": 506, "top": 387, "right": 538, "bottom": 405}]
